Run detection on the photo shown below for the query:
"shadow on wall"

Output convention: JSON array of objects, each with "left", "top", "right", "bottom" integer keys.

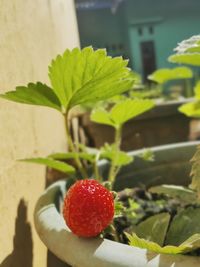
[{"left": 1, "top": 199, "right": 33, "bottom": 267}]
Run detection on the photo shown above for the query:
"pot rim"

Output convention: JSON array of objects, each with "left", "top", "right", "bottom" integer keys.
[{"left": 34, "top": 141, "right": 200, "bottom": 267}]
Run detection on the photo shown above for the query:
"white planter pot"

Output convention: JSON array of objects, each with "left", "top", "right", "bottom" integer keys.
[{"left": 34, "top": 141, "right": 200, "bottom": 267}]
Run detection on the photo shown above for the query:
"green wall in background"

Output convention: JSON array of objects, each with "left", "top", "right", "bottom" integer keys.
[{"left": 76, "top": 0, "right": 200, "bottom": 79}]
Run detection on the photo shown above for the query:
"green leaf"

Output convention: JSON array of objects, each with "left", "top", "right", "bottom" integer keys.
[
  {"left": 149, "top": 185, "right": 197, "bottom": 204},
  {"left": 168, "top": 53, "right": 200, "bottom": 66},
  {"left": 139, "top": 149, "right": 154, "bottom": 162},
  {"left": 166, "top": 207, "right": 200, "bottom": 246},
  {"left": 134, "top": 213, "right": 170, "bottom": 246},
  {"left": 127, "top": 232, "right": 200, "bottom": 254},
  {"left": 114, "top": 200, "right": 125, "bottom": 217},
  {"left": 49, "top": 46, "right": 134, "bottom": 111},
  {"left": 190, "top": 146, "right": 200, "bottom": 198},
  {"left": 20, "top": 157, "right": 75, "bottom": 173},
  {"left": 148, "top": 67, "right": 193, "bottom": 84},
  {"left": 178, "top": 100, "right": 200, "bottom": 118},
  {"left": 91, "top": 108, "right": 116, "bottom": 127},
  {"left": 168, "top": 36, "right": 200, "bottom": 66},
  {"left": 0, "top": 82, "right": 61, "bottom": 111},
  {"left": 49, "top": 152, "right": 95, "bottom": 163},
  {"left": 194, "top": 81, "right": 200, "bottom": 100},
  {"left": 100, "top": 144, "right": 133, "bottom": 166},
  {"left": 172, "top": 35, "right": 200, "bottom": 54},
  {"left": 91, "top": 99, "right": 155, "bottom": 128}
]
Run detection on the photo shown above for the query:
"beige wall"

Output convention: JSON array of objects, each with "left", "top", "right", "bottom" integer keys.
[{"left": 0, "top": 0, "right": 79, "bottom": 266}]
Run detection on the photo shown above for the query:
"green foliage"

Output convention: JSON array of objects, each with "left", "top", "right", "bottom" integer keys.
[
  {"left": 149, "top": 185, "right": 197, "bottom": 204},
  {"left": 125, "top": 199, "right": 141, "bottom": 222},
  {"left": 100, "top": 144, "right": 133, "bottom": 167},
  {"left": 127, "top": 232, "right": 200, "bottom": 254},
  {"left": 165, "top": 207, "right": 200, "bottom": 246},
  {"left": 20, "top": 157, "right": 75, "bottom": 173},
  {"left": 179, "top": 100, "right": 200, "bottom": 118},
  {"left": 148, "top": 67, "right": 193, "bottom": 84},
  {"left": 91, "top": 99, "right": 155, "bottom": 128},
  {"left": 1, "top": 47, "right": 134, "bottom": 113},
  {"left": 168, "top": 35, "right": 200, "bottom": 66},
  {"left": 139, "top": 149, "right": 154, "bottom": 162},
  {"left": 169, "top": 54, "right": 200, "bottom": 66},
  {"left": 130, "top": 88, "right": 161, "bottom": 99},
  {"left": 179, "top": 81, "right": 200, "bottom": 117},
  {"left": 194, "top": 81, "right": 200, "bottom": 99},
  {"left": 50, "top": 152, "right": 96, "bottom": 163},
  {"left": 0, "top": 83, "right": 61, "bottom": 111},
  {"left": 190, "top": 146, "right": 200, "bottom": 198},
  {"left": 172, "top": 35, "right": 200, "bottom": 54},
  {"left": 114, "top": 200, "right": 125, "bottom": 218},
  {"left": 49, "top": 47, "right": 134, "bottom": 112},
  {"left": 134, "top": 213, "right": 170, "bottom": 246}
]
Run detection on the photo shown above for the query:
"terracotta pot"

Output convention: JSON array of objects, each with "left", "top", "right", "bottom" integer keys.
[{"left": 34, "top": 141, "right": 200, "bottom": 267}]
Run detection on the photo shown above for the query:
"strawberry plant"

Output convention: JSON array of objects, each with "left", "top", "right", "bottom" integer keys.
[{"left": 2, "top": 41, "right": 200, "bottom": 257}]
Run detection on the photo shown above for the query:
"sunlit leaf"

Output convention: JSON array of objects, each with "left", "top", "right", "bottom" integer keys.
[
  {"left": 149, "top": 185, "right": 197, "bottom": 204},
  {"left": 178, "top": 101, "right": 200, "bottom": 118},
  {"left": 91, "top": 99, "right": 155, "bottom": 128},
  {"left": 49, "top": 47, "right": 134, "bottom": 111},
  {"left": 168, "top": 54, "right": 200, "bottom": 66},
  {"left": 114, "top": 200, "right": 125, "bottom": 217},
  {"left": 173, "top": 35, "right": 200, "bottom": 54},
  {"left": 49, "top": 152, "right": 95, "bottom": 163},
  {"left": 91, "top": 108, "right": 115, "bottom": 127},
  {"left": 148, "top": 67, "right": 193, "bottom": 84},
  {"left": 134, "top": 213, "right": 170, "bottom": 246},
  {"left": 168, "top": 35, "right": 200, "bottom": 66},
  {"left": 100, "top": 144, "right": 133, "bottom": 166},
  {"left": 0, "top": 83, "right": 61, "bottom": 111},
  {"left": 139, "top": 149, "right": 154, "bottom": 162},
  {"left": 20, "top": 157, "right": 75, "bottom": 173},
  {"left": 190, "top": 146, "right": 200, "bottom": 198},
  {"left": 127, "top": 232, "right": 200, "bottom": 254},
  {"left": 166, "top": 207, "right": 200, "bottom": 246},
  {"left": 194, "top": 81, "right": 200, "bottom": 100}
]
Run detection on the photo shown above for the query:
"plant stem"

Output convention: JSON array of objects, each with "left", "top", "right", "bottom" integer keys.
[
  {"left": 63, "top": 113, "right": 87, "bottom": 178},
  {"left": 93, "top": 150, "right": 101, "bottom": 182},
  {"left": 108, "top": 125, "right": 122, "bottom": 185}
]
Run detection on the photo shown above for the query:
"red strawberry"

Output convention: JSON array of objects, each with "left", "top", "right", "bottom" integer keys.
[{"left": 63, "top": 179, "right": 114, "bottom": 237}]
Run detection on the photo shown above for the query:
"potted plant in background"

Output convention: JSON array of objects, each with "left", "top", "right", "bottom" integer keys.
[
  {"left": 2, "top": 37, "right": 200, "bottom": 267},
  {"left": 79, "top": 67, "right": 193, "bottom": 151}
]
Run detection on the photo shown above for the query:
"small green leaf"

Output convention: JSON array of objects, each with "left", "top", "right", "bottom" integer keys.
[
  {"left": 91, "top": 108, "right": 115, "bottom": 127},
  {"left": 134, "top": 213, "right": 170, "bottom": 246},
  {"left": 91, "top": 99, "right": 155, "bottom": 128},
  {"left": 0, "top": 83, "right": 61, "bottom": 111},
  {"left": 148, "top": 67, "right": 193, "bottom": 84},
  {"left": 149, "top": 185, "right": 197, "bottom": 204},
  {"left": 173, "top": 35, "right": 200, "bottom": 54},
  {"left": 114, "top": 200, "right": 125, "bottom": 217},
  {"left": 194, "top": 81, "right": 200, "bottom": 100},
  {"left": 168, "top": 36, "right": 200, "bottom": 66},
  {"left": 178, "top": 101, "right": 200, "bottom": 118},
  {"left": 166, "top": 207, "right": 200, "bottom": 246},
  {"left": 190, "top": 146, "right": 200, "bottom": 197},
  {"left": 168, "top": 54, "right": 200, "bottom": 66},
  {"left": 139, "top": 149, "right": 154, "bottom": 162},
  {"left": 100, "top": 144, "right": 133, "bottom": 166},
  {"left": 49, "top": 47, "right": 134, "bottom": 111},
  {"left": 20, "top": 157, "right": 75, "bottom": 173},
  {"left": 127, "top": 232, "right": 200, "bottom": 254},
  {"left": 49, "top": 152, "right": 95, "bottom": 163}
]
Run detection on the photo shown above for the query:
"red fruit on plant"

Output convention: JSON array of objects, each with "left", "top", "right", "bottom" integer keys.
[{"left": 63, "top": 179, "right": 114, "bottom": 237}]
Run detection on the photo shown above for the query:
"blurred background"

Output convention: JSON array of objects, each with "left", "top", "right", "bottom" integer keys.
[{"left": 75, "top": 0, "right": 200, "bottom": 81}]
